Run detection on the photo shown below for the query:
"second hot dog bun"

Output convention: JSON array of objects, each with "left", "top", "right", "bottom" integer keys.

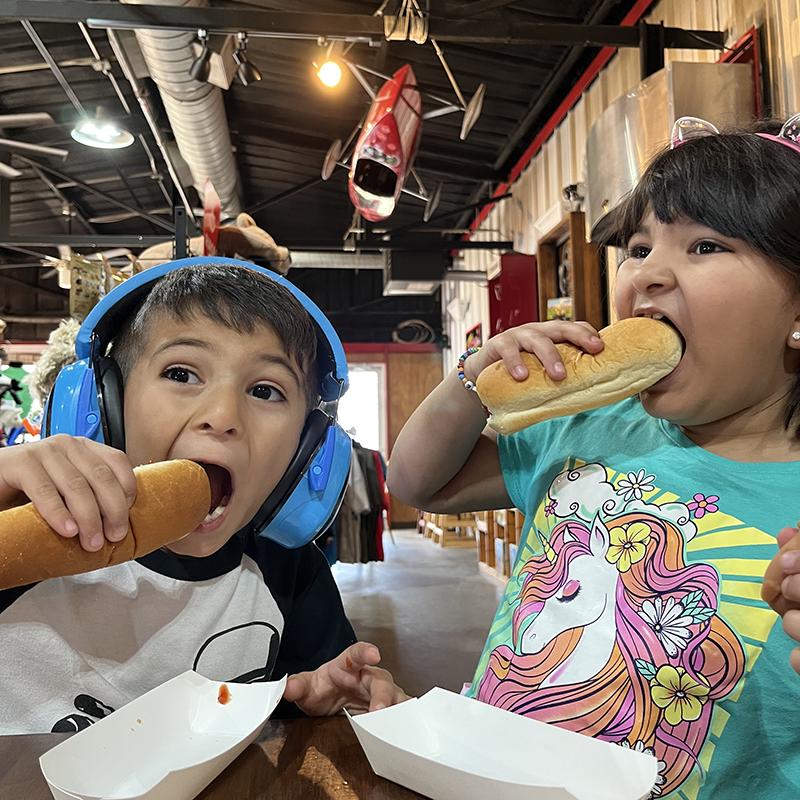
[
  {"left": 0, "top": 459, "right": 211, "bottom": 590},
  {"left": 476, "top": 318, "right": 683, "bottom": 434}
]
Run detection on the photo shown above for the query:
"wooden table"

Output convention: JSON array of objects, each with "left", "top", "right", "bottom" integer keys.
[{"left": 0, "top": 716, "right": 424, "bottom": 799}]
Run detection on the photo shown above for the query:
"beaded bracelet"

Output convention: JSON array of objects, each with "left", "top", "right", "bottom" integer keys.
[{"left": 457, "top": 347, "right": 481, "bottom": 391}]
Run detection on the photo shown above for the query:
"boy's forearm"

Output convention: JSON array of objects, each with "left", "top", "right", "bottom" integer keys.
[{"left": 387, "top": 369, "right": 490, "bottom": 508}]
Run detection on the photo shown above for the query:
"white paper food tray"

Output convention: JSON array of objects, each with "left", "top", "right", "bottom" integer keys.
[
  {"left": 348, "top": 687, "right": 657, "bottom": 800},
  {"left": 40, "top": 671, "right": 286, "bottom": 800}
]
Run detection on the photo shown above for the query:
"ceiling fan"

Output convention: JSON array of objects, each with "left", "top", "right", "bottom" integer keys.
[{"left": 0, "top": 112, "right": 69, "bottom": 179}]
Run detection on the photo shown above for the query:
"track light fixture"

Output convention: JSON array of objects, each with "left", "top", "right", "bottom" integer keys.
[
  {"left": 314, "top": 40, "right": 344, "bottom": 88},
  {"left": 189, "top": 28, "right": 212, "bottom": 82},
  {"left": 233, "top": 32, "right": 262, "bottom": 86},
  {"left": 71, "top": 107, "right": 133, "bottom": 150}
]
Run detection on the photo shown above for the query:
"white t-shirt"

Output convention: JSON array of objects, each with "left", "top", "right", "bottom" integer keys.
[{"left": 0, "top": 532, "right": 355, "bottom": 733}]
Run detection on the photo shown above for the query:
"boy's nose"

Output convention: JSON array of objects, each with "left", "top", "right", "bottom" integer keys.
[{"left": 195, "top": 390, "right": 244, "bottom": 438}]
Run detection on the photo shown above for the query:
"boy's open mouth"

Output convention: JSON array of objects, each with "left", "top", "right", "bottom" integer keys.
[{"left": 196, "top": 462, "right": 233, "bottom": 526}]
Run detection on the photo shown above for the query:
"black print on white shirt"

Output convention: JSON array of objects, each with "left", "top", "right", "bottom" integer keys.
[
  {"left": 51, "top": 695, "right": 115, "bottom": 733},
  {"left": 193, "top": 621, "right": 280, "bottom": 683}
]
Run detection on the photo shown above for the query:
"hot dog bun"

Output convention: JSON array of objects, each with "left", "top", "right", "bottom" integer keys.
[
  {"left": 476, "top": 317, "right": 683, "bottom": 434},
  {"left": 0, "top": 459, "right": 211, "bottom": 590}
]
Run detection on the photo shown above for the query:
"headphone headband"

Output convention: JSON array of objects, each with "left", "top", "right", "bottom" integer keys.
[{"left": 76, "top": 256, "right": 348, "bottom": 401}]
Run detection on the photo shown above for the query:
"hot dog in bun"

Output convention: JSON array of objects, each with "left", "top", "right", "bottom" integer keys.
[{"left": 476, "top": 317, "right": 683, "bottom": 434}]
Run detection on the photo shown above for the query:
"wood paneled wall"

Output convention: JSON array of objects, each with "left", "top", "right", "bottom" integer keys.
[
  {"left": 345, "top": 345, "right": 443, "bottom": 525},
  {"left": 386, "top": 351, "right": 443, "bottom": 524}
]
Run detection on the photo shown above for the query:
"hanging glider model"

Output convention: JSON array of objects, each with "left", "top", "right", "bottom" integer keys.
[{"left": 321, "top": 60, "right": 485, "bottom": 225}]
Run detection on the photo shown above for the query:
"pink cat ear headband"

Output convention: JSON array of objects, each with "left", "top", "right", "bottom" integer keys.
[{"left": 670, "top": 113, "right": 800, "bottom": 155}]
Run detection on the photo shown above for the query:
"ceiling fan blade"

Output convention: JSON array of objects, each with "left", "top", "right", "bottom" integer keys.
[
  {"left": 0, "top": 112, "right": 54, "bottom": 128},
  {"left": 0, "top": 138, "right": 68, "bottom": 159},
  {"left": 0, "top": 161, "right": 22, "bottom": 179}
]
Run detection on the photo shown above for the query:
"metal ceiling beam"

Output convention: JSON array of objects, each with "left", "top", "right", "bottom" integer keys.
[
  {"left": 106, "top": 30, "right": 196, "bottom": 227},
  {"left": 16, "top": 157, "right": 175, "bottom": 233},
  {"left": 233, "top": 120, "right": 500, "bottom": 182},
  {"left": 0, "top": 273, "right": 64, "bottom": 301},
  {"left": 0, "top": 1, "right": 725, "bottom": 49},
  {"left": 456, "top": 0, "right": 644, "bottom": 232},
  {"left": 1, "top": 234, "right": 168, "bottom": 248},
  {"left": 246, "top": 176, "right": 323, "bottom": 217},
  {"left": 460, "top": 0, "right": 521, "bottom": 18},
  {"left": 0, "top": 232, "right": 512, "bottom": 252},
  {"left": 20, "top": 19, "right": 86, "bottom": 116},
  {"left": 27, "top": 162, "right": 97, "bottom": 234},
  {"left": 0, "top": 314, "right": 68, "bottom": 323},
  {"left": 286, "top": 239, "right": 514, "bottom": 251}
]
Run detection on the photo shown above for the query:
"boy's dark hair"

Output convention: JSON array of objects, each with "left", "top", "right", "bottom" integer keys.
[
  {"left": 610, "top": 119, "right": 800, "bottom": 436},
  {"left": 111, "top": 264, "right": 319, "bottom": 408}
]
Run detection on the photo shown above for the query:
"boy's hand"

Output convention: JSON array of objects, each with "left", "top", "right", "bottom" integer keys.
[
  {"left": 461, "top": 320, "right": 605, "bottom": 385},
  {"left": 0, "top": 435, "right": 137, "bottom": 552},
  {"left": 283, "top": 642, "right": 409, "bottom": 715},
  {"left": 772, "top": 526, "right": 800, "bottom": 675}
]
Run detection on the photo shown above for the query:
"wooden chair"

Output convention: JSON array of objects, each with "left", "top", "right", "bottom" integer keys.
[
  {"left": 493, "top": 509, "right": 509, "bottom": 576},
  {"left": 475, "top": 511, "right": 495, "bottom": 567},
  {"left": 426, "top": 513, "right": 477, "bottom": 548}
]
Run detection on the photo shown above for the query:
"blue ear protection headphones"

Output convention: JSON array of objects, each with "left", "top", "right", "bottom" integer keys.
[{"left": 42, "top": 256, "right": 351, "bottom": 549}]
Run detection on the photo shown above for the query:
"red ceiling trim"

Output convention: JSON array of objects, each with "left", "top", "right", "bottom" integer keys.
[{"left": 468, "top": 0, "right": 658, "bottom": 233}]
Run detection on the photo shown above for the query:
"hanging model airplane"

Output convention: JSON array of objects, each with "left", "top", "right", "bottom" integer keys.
[{"left": 320, "top": 60, "right": 485, "bottom": 225}]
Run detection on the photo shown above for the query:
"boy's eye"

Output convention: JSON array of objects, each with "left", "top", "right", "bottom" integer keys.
[
  {"left": 162, "top": 367, "right": 199, "bottom": 384},
  {"left": 692, "top": 240, "right": 727, "bottom": 255},
  {"left": 250, "top": 384, "right": 285, "bottom": 402}
]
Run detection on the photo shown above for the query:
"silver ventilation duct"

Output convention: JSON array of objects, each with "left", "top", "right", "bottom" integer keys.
[
  {"left": 586, "top": 61, "right": 754, "bottom": 239},
  {"left": 120, "top": 0, "right": 242, "bottom": 217}
]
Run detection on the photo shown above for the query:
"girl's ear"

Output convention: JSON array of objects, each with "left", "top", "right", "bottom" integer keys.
[{"left": 790, "top": 311, "right": 800, "bottom": 349}]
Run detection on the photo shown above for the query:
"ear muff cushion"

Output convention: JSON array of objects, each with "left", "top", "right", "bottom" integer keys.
[
  {"left": 259, "top": 424, "right": 352, "bottom": 548},
  {"left": 95, "top": 355, "right": 125, "bottom": 451},
  {"left": 248, "top": 409, "right": 332, "bottom": 533}
]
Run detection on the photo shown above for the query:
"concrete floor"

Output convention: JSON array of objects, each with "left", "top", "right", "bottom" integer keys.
[{"left": 331, "top": 528, "right": 506, "bottom": 698}]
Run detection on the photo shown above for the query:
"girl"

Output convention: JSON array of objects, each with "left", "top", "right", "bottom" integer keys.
[{"left": 388, "top": 116, "right": 800, "bottom": 799}]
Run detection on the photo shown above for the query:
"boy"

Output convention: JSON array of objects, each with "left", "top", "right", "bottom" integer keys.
[{"left": 0, "top": 260, "right": 406, "bottom": 734}]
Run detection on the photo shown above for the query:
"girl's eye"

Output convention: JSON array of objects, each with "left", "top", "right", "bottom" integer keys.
[
  {"left": 250, "top": 384, "right": 285, "bottom": 402},
  {"left": 162, "top": 367, "right": 198, "bottom": 384},
  {"left": 623, "top": 244, "right": 650, "bottom": 261},
  {"left": 692, "top": 240, "right": 727, "bottom": 255}
]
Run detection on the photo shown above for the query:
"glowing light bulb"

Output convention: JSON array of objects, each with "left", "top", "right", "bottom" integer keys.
[{"left": 317, "top": 60, "right": 342, "bottom": 88}]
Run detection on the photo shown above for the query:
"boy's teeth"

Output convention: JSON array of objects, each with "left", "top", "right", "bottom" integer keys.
[{"left": 202, "top": 502, "right": 228, "bottom": 525}]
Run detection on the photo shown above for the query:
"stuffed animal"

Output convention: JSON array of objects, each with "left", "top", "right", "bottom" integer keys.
[
  {"left": 25, "top": 318, "right": 81, "bottom": 415},
  {"left": 136, "top": 213, "right": 291, "bottom": 274}
]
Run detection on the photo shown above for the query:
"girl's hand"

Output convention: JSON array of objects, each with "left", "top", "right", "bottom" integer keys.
[
  {"left": 283, "top": 642, "right": 409, "bottom": 715},
  {"left": 774, "top": 526, "right": 800, "bottom": 675},
  {"left": 0, "top": 435, "right": 137, "bottom": 552},
  {"left": 462, "top": 320, "right": 605, "bottom": 385}
]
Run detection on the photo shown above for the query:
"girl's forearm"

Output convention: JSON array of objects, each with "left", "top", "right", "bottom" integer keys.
[{"left": 387, "top": 369, "right": 490, "bottom": 508}]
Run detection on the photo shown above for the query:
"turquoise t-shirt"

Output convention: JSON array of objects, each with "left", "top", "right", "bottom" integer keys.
[{"left": 468, "top": 398, "right": 800, "bottom": 800}]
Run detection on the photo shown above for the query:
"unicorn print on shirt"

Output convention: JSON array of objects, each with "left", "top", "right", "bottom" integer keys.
[{"left": 475, "top": 463, "right": 746, "bottom": 798}]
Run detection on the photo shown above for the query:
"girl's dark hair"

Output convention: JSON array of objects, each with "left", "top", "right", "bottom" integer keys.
[
  {"left": 111, "top": 264, "right": 319, "bottom": 408},
  {"left": 611, "top": 119, "right": 800, "bottom": 436}
]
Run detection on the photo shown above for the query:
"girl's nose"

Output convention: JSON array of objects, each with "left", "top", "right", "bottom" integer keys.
[{"left": 629, "top": 252, "right": 677, "bottom": 296}]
